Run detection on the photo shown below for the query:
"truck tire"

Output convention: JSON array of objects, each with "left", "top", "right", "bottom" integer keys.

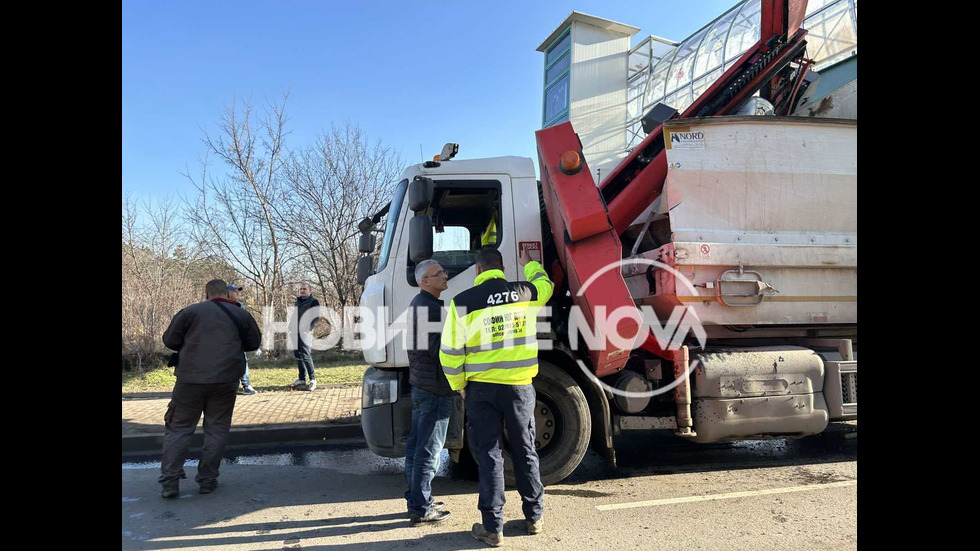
[{"left": 503, "top": 359, "right": 591, "bottom": 486}]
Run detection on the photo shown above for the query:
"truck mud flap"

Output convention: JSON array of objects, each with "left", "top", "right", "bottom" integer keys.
[{"left": 445, "top": 394, "right": 466, "bottom": 456}]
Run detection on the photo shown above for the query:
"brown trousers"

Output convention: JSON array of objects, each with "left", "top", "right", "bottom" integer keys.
[{"left": 158, "top": 381, "right": 238, "bottom": 487}]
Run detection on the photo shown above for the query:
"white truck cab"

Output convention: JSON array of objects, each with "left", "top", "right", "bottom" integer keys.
[{"left": 357, "top": 155, "right": 547, "bottom": 460}]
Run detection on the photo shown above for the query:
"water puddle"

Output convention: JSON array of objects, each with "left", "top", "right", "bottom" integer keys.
[{"left": 122, "top": 446, "right": 452, "bottom": 478}]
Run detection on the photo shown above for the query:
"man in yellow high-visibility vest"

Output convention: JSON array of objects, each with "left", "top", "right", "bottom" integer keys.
[{"left": 440, "top": 246, "right": 553, "bottom": 546}]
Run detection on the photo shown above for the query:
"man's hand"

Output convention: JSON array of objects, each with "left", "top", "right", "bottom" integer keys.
[
  {"left": 459, "top": 389, "right": 466, "bottom": 400},
  {"left": 519, "top": 247, "right": 532, "bottom": 266}
]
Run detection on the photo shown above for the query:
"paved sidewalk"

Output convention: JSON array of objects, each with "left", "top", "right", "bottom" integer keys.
[{"left": 122, "top": 384, "right": 364, "bottom": 453}]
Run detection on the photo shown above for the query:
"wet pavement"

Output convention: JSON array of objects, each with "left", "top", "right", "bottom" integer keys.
[
  {"left": 123, "top": 421, "right": 856, "bottom": 483},
  {"left": 124, "top": 443, "right": 453, "bottom": 479}
]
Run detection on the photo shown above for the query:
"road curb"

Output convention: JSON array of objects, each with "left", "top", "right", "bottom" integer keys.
[
  {"left": 122, "top": 422, "right": 365, "bottom": 455},
  {"left": 122, "top": 384, "right": 361, "bottom": 400}
]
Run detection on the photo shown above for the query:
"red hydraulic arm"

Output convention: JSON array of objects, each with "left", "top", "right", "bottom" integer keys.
[
  {"left": 535, "top": 1, "right": 810, "bottom": 375},
  {"left": 537, "top": 125, "right": 641, "bottom": 377}
]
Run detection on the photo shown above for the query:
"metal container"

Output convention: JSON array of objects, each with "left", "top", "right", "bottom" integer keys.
[{"left": 624, "top": 116, "right": 857, "bottom": 329}]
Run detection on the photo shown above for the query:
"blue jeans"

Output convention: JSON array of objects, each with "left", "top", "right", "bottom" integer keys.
[
  {"left": 295, "top": 335, "right": 316, "bottom": 380},
  {"left": 240, "top": 354, "right": 251, "bottom": 388},
  {"left": 466, "top": 381, "right": 543, "bottom": 533},
  {"left": 404, "top": 387, "right": 453, "bottom": 517}
]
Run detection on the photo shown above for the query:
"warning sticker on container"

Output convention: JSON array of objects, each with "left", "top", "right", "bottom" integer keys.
[
  {"left": 519, "top": 241, "right": 542, "bottom": 263},
  {"left": 665, "top": 127, "right": 705, "bottom": 150}
]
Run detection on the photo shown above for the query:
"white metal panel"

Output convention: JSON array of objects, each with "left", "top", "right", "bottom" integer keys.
[
  {"left": 537, "top": 11, "right": 639, "bottom": 52},
  {"left": 568, "top": 22, "right": 631, "bottom": 185},
  {"left": 511, "top": 174, "right": 544, "bottom": 275},
  {"left": 665, "top": 242, "right": 857, "bottom": 268},
  {"left": 627, "top": 118, "right": 857, "bottom": 327},
  {"left": 417, "top": 156, "right": 536, "bottom": 179},
  {"left": 663, "top": 117, "right": 856, "bottom": 243}
]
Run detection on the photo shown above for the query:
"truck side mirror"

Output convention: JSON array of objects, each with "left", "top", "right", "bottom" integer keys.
[
  {"left": 356, "top": 216, "right": 377, "bottom": 284},
  {"left": 409, "top": 215, "right": 433, "bottom": 263},
  {"left": 356, "top": 256, "right": 373, "bottom": 285},
  {"left": 409, "top": 177, "right": 434, "bottom": 212},
  {"left": 358, "top": 233, "right": 377, "bottom": 253}
]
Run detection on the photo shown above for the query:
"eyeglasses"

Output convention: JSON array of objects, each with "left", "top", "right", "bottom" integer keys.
[{"left": 422, "top": 269, "right": 447, "bottom": 279}]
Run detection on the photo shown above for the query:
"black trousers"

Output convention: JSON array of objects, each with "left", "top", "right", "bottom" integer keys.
[
  {"left": 465, "top": 381, "right": 544, "bottom": 533},
  {"left": 159, "top": 381, "right": 238, "bottom": 487}
]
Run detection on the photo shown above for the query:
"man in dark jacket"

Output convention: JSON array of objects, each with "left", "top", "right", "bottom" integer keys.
[
  {"left": 159, "top": 279, "right": 262, "bottom": 498},
  {"left": 404, "top": 259, "right": 454, "bottom": 524},
  {"left": 291, "top": 281, "right": 320, "bottom": 391}
]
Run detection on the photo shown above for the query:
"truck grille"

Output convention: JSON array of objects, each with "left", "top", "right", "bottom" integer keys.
[{"left": 841, "top": 372, "right": 857, "bottom": 404}]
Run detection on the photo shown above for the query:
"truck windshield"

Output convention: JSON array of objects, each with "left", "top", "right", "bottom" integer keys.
[{"left": 377, "top": 178, "right": 408, "bottom": 272}]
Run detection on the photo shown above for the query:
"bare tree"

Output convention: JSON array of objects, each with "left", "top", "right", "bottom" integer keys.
[
  {"left": 182, "top": 94, "right": 297, "bottom": 317},
  {"left": 277, "top": 121, "right": 403, "bottom": 338},
  {"left": 122, "top": 193, "right": 215, "bottom": 371}
]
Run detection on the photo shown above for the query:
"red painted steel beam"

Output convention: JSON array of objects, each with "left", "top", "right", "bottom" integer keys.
[
  {"left": 536, "top": 123, "right": 641, "bottom": 377},
  {"left": 535, "top": 122, "right": 613, "bottom": 241}
]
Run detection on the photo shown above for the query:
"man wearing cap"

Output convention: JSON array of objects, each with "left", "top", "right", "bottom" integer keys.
[
  {"left": 228, "top": 284, "right": 257, "bottom": 395},
  {"left": 160, "top": 279, "right": 262, "bottom": 497}
]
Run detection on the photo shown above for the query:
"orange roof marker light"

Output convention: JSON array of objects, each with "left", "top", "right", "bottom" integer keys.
[{"left": 559, "top": 150, "right": 582, "bottom": 174}]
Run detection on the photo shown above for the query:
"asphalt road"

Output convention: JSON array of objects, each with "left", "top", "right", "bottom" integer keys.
[{"left": 122, "top": 423, "right": 857, "bottom": 550}]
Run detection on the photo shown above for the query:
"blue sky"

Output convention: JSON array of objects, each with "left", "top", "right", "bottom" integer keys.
[{"left": 122, "top": 0, "right": 739, "bottom": 201}]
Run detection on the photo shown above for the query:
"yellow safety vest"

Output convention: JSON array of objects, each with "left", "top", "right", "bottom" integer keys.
[
  {"left": 480, "top": 218, "right": 497, "bottom": 246},
  {"left": 440, "top": 261, "right": 554, "bottom": 389}
]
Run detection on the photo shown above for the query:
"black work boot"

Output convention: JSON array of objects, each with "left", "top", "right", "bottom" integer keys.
[
  {"left": 199, "top": 480, "right": 218, "bottom": 494},
  {"left": 161, "top": 482, "right": 179, "bottom": 499}
]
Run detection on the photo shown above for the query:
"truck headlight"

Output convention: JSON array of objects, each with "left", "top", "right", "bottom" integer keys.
[{"left": 362, "top": 378, "right": 398, "bottom": 408}]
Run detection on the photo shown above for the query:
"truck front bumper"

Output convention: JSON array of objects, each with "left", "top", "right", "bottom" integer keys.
[{"left": 361, "top": 366, "right": 412, "bottom": 458}]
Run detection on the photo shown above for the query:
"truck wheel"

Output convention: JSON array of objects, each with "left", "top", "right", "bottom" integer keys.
[
  {"left": 503, "top": 359, "right": 591, "bottom": 486},
  {"left": 452, "top": 444, "right": 480, "bottom": 481}
]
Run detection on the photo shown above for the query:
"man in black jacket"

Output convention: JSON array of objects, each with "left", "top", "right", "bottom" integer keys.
[
  {"left": 405, "top": 259, "right": 454, "bottom": 524},
  {"left": 291, "top": 281, "right": 320, "bottom": 391},
  {"left": 159, "top": 279, "right": 262, "bottom": 498}
]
